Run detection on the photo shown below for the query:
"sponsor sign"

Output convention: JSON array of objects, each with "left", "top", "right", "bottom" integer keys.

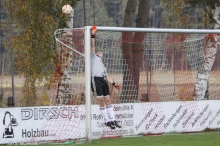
[
  {"left": 0, "top": 101, "right": 220, "bottom": 144},
  {"left": 0, "top": 106, "right": 85, "bottom": 144},
  {"left": 91, "top": 103, "right": 134, "bottom": 138}
]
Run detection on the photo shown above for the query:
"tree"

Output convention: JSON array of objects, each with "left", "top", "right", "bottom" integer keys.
[
  {"left": 186, "top": 0, "right": 220, "bottom": 29},
  {"left": 161, "top": 0, "right": 220, "bottom": 100},
  {"left": 185, "top": 0, "right": 220, "bottom": 100},
  {"left": 3, "top": 0, "right": 79, "bottom": 106},
  {"left": 121, "top": 0, "right": 150, "bottom": 102}
]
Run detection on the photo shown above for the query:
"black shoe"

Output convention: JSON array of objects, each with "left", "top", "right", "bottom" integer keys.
[
  {"left": 105, "top": 121, "right": 116, "bottom": 129},
  {"left": 112, "top": 121, "right": 121, "bottom": 128}
]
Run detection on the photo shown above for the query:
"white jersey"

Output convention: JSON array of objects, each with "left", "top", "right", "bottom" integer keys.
[{"left": 91, "top": 53, "right": 108, "bottom": 77}]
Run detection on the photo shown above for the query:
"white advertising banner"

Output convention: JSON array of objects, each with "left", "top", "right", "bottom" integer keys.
[
  {"left": 91, "top": 103, "right": 134, "bottom": 139},
  {"left": 0, "top": 105, "right": 86, "bottom": 144},
  {"left": 0, "top": 101, "right": 220, "bottom": 144}
]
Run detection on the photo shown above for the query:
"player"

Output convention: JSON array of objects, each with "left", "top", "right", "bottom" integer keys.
[{"left": 90, "top": 26, "right": 121, "bottom": 129}]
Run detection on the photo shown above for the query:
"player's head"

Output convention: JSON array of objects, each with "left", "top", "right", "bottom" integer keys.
[{"left": 96, "top": 52, "right": 103, "bottom": 59}]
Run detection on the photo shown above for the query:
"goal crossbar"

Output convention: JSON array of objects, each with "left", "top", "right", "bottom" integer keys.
[{"left": 93, "top": 26, "right": 220, "bottom": 33}]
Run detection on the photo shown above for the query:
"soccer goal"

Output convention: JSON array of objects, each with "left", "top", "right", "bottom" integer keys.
[
  {"left": 52, "top": 27, "right": 220, "bottom": 104},
  {"left": 49, "top": 26, "right": 220, "bottom": 143}
]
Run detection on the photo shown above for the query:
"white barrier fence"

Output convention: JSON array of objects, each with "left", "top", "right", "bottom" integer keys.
[{"left": 0, "top": 100, "right": 220, "bottom": 144}]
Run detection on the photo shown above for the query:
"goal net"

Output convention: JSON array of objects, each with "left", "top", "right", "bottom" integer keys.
[
  {"left": 52, "top": 28, "right": 220, "bottom": 105},
  {"left": 32, "top": 27, "right": 220, "bottom": 143}
]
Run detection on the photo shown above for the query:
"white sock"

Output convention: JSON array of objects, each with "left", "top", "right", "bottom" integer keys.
[
  {"left": 106, "top": 105, "right": 115, "bottom": 121},
  {"left": 99, "top": 107, "right": 109, "bottom": 123}
]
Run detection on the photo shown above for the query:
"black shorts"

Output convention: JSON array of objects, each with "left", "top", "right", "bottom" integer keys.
[{"left": 91, "top": 77, "right": 110, "bottom": 96}]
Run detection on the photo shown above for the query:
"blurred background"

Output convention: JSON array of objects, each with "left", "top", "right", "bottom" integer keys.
[{"left": 0, "top": 0, "right": 219, "bottom": 107}]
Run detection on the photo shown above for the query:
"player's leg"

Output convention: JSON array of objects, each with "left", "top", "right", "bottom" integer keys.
[
  {"left": 96, "top": 97, "right": 108, "bottom": 122},
  {"left": 96, "top": 97, "right": 115, "bottom": 129},
  {"left": 103, "top": 80, "right": 121, "bottom": 128},
  {"left": 92, "top": 77, "right": 115, "bottom": 129},
  {"left": 104, "top": 96, "right": 121, "bottom": 128}
]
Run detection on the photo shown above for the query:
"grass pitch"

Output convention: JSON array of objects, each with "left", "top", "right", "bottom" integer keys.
[
  {"left": 85, "top": 132, "right": 220, "bottom": 146},
  {"left": 6, "top": 131, "right": 220, "bottom": 146}
]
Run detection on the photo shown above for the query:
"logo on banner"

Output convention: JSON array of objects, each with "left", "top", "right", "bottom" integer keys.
[
  {"left": 2, "top": 111, "right": 18, "bottom": 138},
  {"left": 21, "top": 106, "right": 79, "bottom": 120}
]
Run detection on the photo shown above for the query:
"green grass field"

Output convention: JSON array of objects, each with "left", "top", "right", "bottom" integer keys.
[
  {"left": 79, "top": 132, "right": 220, "bottom": 146},
  {"left": 6, "top": 132, "right": 220, "bottom": 146}
]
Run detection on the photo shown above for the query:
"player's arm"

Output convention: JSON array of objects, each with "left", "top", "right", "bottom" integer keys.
[
  {"left": 91, "top": 26, "right": 97, "bottom": 54},
  {"left": 105, "top": 76, "right": 114, "bottom": 84},
  {"left": 91, "top": 36, "right": 95, "bottom": 54},
  {"left": 105, "top": 76, "right": 121, "bottom": 90}
]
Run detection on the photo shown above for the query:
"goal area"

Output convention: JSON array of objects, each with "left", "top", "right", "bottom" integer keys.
[
  {"left": 3, "top": 27, "right": 220, "bottom": 145},
  {"left": 48, "top": 26, "right": 220, "bottom": 143}
]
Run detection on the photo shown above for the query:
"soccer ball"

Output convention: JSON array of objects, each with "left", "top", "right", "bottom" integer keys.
[{"left": 62, "top": 5, "right": 73, "bottom": 14}]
